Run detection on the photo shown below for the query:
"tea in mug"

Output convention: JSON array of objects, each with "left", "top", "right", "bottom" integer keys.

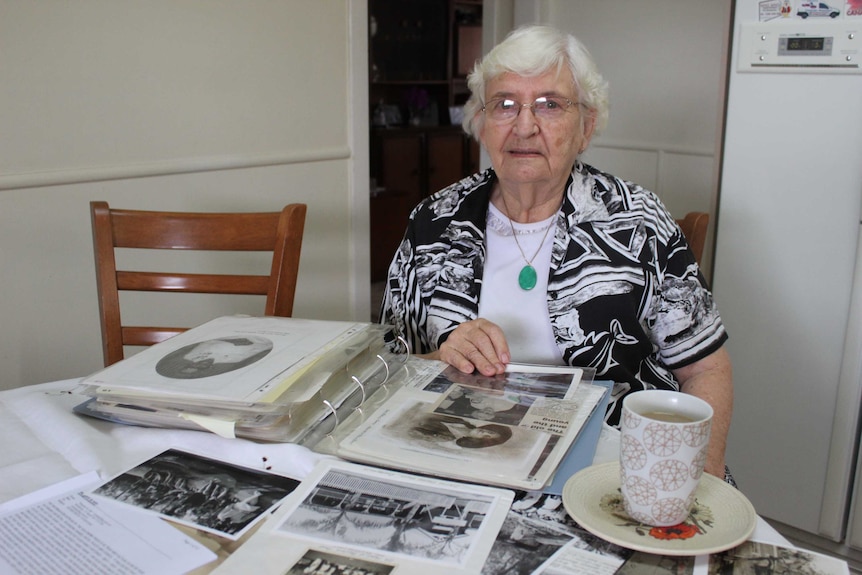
[{"left": 638, "top": 410, "right": 697, "bottom": 423}]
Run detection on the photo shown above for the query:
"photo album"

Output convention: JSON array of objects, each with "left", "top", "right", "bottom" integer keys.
[
  {"left": 73, "top": 315, "right": 608, "bottom": 491},
  {"left": 73, "top": 315, "right": 403, "bottom": 443},
  {"left": 321, "top": 360, "right": 606, "bottom": 490},
  {"left": 59, "top": 314, "right": 635, "bottom": 573}
]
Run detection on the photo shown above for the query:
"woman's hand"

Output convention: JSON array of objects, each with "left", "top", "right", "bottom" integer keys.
[{"left": 422, "top": 319, "right": 511, "bottom": 376}]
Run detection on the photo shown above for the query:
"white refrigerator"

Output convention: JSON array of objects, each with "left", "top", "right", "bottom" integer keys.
[{"left": 713, "top": 0, "right": 862, "bottom": 556}]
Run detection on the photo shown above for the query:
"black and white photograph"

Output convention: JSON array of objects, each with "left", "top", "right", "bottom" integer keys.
[
  {"left": 340, "top": 394, "right": 549, "bottom": 486},
  {"left": 285, "top": 548, "right": 394, "bottom": 575},
  {"left": 482, "top": 491, "right": 631, "bottom": 575},
  {"left": 433, "top": 384, "right": 533, "bottom": 426},
  {"left": 155, "top": 335, "right": 273, "bottom": 379},
  {"left": 278, "top": 467, "right": 501, "bottom": 566},
  {"left": 210, "top": 460, "right": 512, "bottom": 575},
  {"left": 481, "top": 512, "right": 575, "bottom": 575},
  {"left": 422, "top": 364, "right": 580, "bottom": 399},
  {"left": 79, "top": 315, "right": 375, "bottom": 404},
  {"left": 335, "top": 375, "right": 607, "bottom": 491},
  {"left": 708, "top": 541, "right": 849, "bottom": 575},
  {"left": 616, "top": 551, "right": 693, "bottom": 574},
  {"left": 92, "top": 448, "right": 300, "bottom": 539}
]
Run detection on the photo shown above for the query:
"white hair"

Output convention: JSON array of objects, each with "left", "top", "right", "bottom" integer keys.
[{"left": 462, "top": 25, "right": 609, "bottom": 141}]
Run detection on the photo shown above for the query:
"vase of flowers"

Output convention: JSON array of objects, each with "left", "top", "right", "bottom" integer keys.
[{"left": 405, "top": 87, "right": 432, "bottom": 126}]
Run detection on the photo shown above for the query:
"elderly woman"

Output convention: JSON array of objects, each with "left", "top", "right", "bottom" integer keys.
[{"left": 379, "top": 25, "right": 732, "bottom": 480}]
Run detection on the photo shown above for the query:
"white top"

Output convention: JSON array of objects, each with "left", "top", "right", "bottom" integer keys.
[{"left": 479, "top": 203, "right": 564, "bottom": 365}]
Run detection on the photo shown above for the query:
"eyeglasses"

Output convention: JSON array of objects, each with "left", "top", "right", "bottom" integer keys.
[{"left": 482, "top": 96, "right": 579, "bottom": 123}]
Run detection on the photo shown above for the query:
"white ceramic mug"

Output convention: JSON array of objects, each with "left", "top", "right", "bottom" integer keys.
[{"left": 619, "top": 390, "right": 713, "bottom": 526}]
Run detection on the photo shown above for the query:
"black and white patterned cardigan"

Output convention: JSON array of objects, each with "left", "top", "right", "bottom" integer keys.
[{"left": 380, "top": 161, "right": 728, "bottom": 425}]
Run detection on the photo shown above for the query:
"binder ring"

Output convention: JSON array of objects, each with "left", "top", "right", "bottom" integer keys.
[
  {"left": 397, "top": 335, "right": 410, "bottom": 359},
  {"left": 322, "top": 400, "right": 338, "bottom": 435},
  {"left": 375, "top": 354, "right": 390, "bottom": 384},
  {"left": 351, "top": 375, "right": 367, "bottom": 407}
]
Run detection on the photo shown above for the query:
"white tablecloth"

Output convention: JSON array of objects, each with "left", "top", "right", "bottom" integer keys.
[
  {"left": 0, "top": 379, "right": 331, "bottom": 505},
  {"left": 0, "top": 379, "right": 789, "bottom": 546}
]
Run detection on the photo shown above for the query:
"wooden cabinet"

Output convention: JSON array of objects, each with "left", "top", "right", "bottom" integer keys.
[
  {"left": 375, "top": 131, "right": 423, "bottom": 208},
  {"left": 369, "top": 128, "right": 479, "bottom": 281},
  {"left": 427, "top": 130, "right": 471, "bottom": 194},
  {"left": 370, "top": 188, "right": 411, "bottom": 282},
  {"left": 373, "top": 128, "right": 472, "bottom": 202}
]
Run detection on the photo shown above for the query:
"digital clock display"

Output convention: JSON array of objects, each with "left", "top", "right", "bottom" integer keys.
[{"left": 787, "top": 37, "right": 826, "bottom": 52}]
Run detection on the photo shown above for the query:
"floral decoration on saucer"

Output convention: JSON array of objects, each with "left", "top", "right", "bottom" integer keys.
[
  {"left": 562, "top": 462, "right": 756, "bottom": 556},
  {"left": 599, "top": 488, "right": 714, "bottom": 542}
]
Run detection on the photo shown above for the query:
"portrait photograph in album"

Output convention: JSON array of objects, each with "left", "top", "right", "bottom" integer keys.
[
  {"left": 78, "top": 315, "right": 388, "bottom": 404},
  {"left": 340, "top": 393, "right": 549, "bottom": 481},
  {"left": 325, "top": 361, "right": 607, "bottom": 490}
]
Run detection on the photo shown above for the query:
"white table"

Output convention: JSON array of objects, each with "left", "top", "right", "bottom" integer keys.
[
  {"left": 0, "top": 379, "right": 789, "bottom": 546},
  {"left": 0, "top": 379, "right": 331, "bottom": 506}
]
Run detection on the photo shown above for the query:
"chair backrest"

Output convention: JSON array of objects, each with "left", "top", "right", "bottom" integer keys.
[
  {"left": 91, "top": 201, "right": 307, "bottom": 366},
  {"left": 675, "top": 211, "right": 709, "bottom": 266}
]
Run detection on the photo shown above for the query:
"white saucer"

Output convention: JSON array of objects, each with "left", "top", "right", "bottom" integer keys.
[{"left": 562, "top": 462, "right": 756, "bottom": 556}]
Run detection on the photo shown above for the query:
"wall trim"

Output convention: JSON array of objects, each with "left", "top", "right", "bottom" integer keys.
[
  {"left": 592, "top": 138, "right": 714, "bottom": 158},
  {"left": 0, "top": 146, "right": 352, "bottom": 191}
]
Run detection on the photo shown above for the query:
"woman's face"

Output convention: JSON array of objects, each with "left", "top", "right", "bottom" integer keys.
[
  {"left": 184, "top": 340, "right": 249, "bottom": 364},
  {"left": 467, "top": 426, "right": 503, "bottom": 440},
  {"left": 479, "top": 69, "right": 595, "bottom": 192},
  {"left": 469, "top": 395, "right": 515, "bottom": 412}
]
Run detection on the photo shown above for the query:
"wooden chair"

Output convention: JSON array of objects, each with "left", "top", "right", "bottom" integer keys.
[
  {"left": 675, "top": 211, "right": 709, "bottom": 266},
  {"left": 91, "top": 201, "right": 307, "bottom": 366}
]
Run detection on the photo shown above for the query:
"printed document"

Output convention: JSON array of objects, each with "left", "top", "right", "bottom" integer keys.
[{"left": 0, "top": 485, "right": 215, "bottom": 575}]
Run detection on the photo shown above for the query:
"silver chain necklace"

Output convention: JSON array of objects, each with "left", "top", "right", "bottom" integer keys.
[{"left": 499, "top": 194, "right": 555, "bottom": 291}]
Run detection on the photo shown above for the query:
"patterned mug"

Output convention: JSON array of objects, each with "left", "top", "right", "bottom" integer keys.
[{"left": 619, "top": 390, "right": 713, "bottom": 527}]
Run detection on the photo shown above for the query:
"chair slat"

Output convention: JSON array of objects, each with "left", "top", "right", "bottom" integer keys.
[
  {"left": 121, "top": 327, "right": 186, "bottom": 347},
  {"left": 91, "top": 201, "right": 306, "bottom": 366},
  {"left": 116, "top": 271, "right": 270, "bottom": 294},
  {"left": 109, "top": 210, "right": 281, "bottom": 250}
]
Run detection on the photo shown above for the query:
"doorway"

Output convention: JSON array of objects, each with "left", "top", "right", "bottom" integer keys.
[{"left": 367, "top": 0, "right": 483, "bottom": 320}]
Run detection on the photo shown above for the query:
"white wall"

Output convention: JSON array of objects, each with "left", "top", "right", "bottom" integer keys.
[
  {"left": 505, "top": 0, "right": 732, "bottom": 274},
  {"left": 0, "top": 1, "right": 370, "bottom": 390}
]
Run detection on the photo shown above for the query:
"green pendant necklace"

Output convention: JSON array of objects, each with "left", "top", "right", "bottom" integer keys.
[{"left": 500, "top": 195, "right": 555, "bottom": 291}]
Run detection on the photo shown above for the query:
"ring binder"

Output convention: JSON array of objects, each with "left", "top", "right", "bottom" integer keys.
[
  {"left": 375, "top": 354, "right": 390, "bottom": 386},
  {"left": 396, "top": 335, "right": 410, "bottom": 357},
  {"left": 69, "top": 314, "right": 612, "bottom": 492},
  {"left": 350, "top": 375, "right": 367, "bottom": 406},
  {"left": 74, "top": 315, "right": 409, "bottom": 444},
  {"left": 321, "top": 399, "right": 339, "bottom": 435},
  {"left": 296, "top": 345, "right": 408, "bottom": 447}
]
